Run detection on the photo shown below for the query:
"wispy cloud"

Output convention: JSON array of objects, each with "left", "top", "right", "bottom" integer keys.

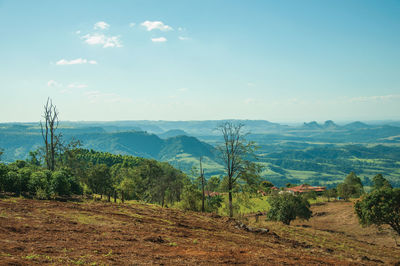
[
  {"left": 178, "top": 87, "right": 188, "bottom": 92},
  {"left": 348, "top": 94, "right": 400, "bottom": 103},
  {"left": 56, "top": 58, "right": 98, "bottom": 65},
  {"left": 84, "top": 91, "right": 132, "bottom": 104},
  {"left": 82, "top": 33, "right": 122, "bottom": 48},
  {"left": 94, "top": 21, "right": 110, "bottom": 30},
  {"left": 47, "top": 80, "right": 62, "bottom": 87},
  {"left": 129, "top": 22, "right": 136, "bottom": 28},
  {"left": 151, "top": 37, "right": 167, "bottom": 43},
  {"left": 68, "top": 83, "right": 88, "bottom": 89},
  {"left": 178, "top": 36, "right": 190, "bottom": 41},
  {"left": 141, "top": 21, "right": 173, "bottom": 31},
  {"left": 76, "top": 30, "right": 81, "bottom": 35}
]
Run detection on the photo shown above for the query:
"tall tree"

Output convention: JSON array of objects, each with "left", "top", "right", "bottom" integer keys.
[
  {"left": 372, "top": 174, "right": 392, "bottom": 190},
  {"left": 337, "top": 171, "right": 364, "bottom": 199},
  {"left": 216, "top": 122, "right": 260, "bottom": 217},
  {"left": 40, "top": 98, "right": 60, "bottom": 171}
]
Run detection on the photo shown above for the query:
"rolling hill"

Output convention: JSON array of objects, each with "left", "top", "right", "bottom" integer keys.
[{"left": 1, "top": 120, "right": 400, "bottom": 186}]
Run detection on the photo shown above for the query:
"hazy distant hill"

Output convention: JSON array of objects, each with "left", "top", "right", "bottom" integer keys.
[
  {"left": 158, "top": 129, "right": 188, "bottom": 139},
  {"left": 323, "top": 120, "right": 338, "bottom": 129},
  {"left": 1, "top": 120, "right": 400, "bottom": 187},
  {"left": 159, "top": 135, "right": 215, "bottom": 161},
  {"left": 302, "top": 121, "right": 322, "bottom": 130},
  {"left": 342, "top": 121, "right": 370, "bottom": 130}
]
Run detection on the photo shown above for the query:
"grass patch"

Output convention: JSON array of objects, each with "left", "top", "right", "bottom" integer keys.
[{"left": 23, "top": 253, "right": 40, "bottom": 260}]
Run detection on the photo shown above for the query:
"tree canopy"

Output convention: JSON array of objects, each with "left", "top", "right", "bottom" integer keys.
[
  {"left": 266, "top": 193, "right": 312, "bottom": 225},
  {"left": 355, "top": 187, "right": 400, "bottom": 235},
  {"left": 372, "top": 174, "right": 392, "bottom": 190},
  {"left": 337, "top": 172, "right": 364, "bottom": 199}
]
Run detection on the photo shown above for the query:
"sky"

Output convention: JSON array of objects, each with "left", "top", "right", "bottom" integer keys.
[{"left": 0, "top": 0, "right": 399, "bottom": 123}]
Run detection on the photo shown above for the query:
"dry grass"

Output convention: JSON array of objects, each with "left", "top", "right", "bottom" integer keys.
[
  {"left": 0, "top": 197, "right": 398, "bottom": 265},
  {"left": 246, "top": 200, "right": 400, "bottom": 265}
]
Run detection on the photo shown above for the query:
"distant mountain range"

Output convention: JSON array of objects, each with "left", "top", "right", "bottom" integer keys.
[{"left": 1, "top": 119, "right": 400, "bottom": 187}]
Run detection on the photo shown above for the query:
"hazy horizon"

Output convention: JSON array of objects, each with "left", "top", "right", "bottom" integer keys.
[
  {"left": 1, "top": 0, "right": 399, "bottom": 122},
  {"left": 1, "top": 118, "right": 399, "bottom": 127}
]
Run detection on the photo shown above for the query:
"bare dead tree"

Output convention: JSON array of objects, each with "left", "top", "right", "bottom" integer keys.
[
  {"left": 199, "top": 156, "right": 205, "bottom": 212},
  {"left": 217, "top": 121, "right": 259, "bottom": 218},
  {"left": 40, "top": 98, "right": 60, "bottom": 171}
]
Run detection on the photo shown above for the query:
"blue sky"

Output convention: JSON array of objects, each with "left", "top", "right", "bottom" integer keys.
[{"left": 0, "top": 0, "right": 399, "bottom": 122}]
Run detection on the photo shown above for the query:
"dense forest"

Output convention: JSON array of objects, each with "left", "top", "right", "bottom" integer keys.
[{"left": 0, "top": 147, "right": 190, "bottom": 207}]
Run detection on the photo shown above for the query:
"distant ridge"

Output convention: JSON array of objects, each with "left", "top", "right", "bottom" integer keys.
[
  {"left": 323, "top": 120, "right": 338, "bottom": 129},
  {"left": 302, "top": 121, "right": 322, "bottom": 129},
  {"left": 343, "top": 121, "right": 370, "bottom": 129},
  {"left": 159, "top": 129, "right": 188, "bottom": 139}
]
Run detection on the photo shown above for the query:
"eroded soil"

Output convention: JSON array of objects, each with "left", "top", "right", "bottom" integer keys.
[{"left": 0, "top": 197, "right": 362, "bottom": 265}]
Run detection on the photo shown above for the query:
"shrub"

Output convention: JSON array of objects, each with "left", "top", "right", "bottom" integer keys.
[
  {"left": 29, "top": 171, "right": 51, "bottom": 198},
  {"left": 355, "top": 187, "right": 400, "bottom": 235},
  {"left": 0, "top": 164, "right": 9, "bottom": 192},
  {"left": 205, "top": 195, "right": 223, "bottom": 213},
  {"left": 51, "top": 170, "right": 71, "bottom": 196},
  {"left": 266, "top": 193, "right": 312, "bottom": 225},
  {"left": 177, "top": 184, "right": 202, "bottom": 211}
]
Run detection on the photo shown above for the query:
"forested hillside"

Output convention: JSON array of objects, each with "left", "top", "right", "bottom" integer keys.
[{"left": 1, "top": 120, "right": 400, "bottom": 187}]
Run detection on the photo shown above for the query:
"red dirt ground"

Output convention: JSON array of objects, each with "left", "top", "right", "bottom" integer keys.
[{"left": 0, "top": 197, "right": 396, "bottom": 265}]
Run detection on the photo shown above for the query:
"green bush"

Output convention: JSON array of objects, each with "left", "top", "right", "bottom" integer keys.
[
  {"left": 35, "top": 187, "right": 49, "bottom": 200},
  {"left": 177, "top": 184, "right": 202, "bottom": 211},
  {"left": 0, "top": 164, "right": 9, "bottom": 192},
  {"left": 266, "top": 193, "right": 312, "bottom": 225},
  {"left": 205, "top": 195, "right": 223, "bottom": 213},
  {"left": 51, "top": 170, "right": 71, "bottom": 196},
  {"left": 355, "top": 187, "right": 400, "bottom": 235},
  {"left": 29, "top": 170, "right": 51, "bottom": 198}
]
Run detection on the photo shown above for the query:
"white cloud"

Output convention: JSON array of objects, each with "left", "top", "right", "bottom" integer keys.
[
  {"left": 104, "top": 36, "right": 122, "bottom": 48},
  {"left": 141, "top": 21, "right": 173, "bottom": 31},
  {"left": 76, "top": 30, "right": 81, "bottom": 35},
  {"left": 56, "top": 58, "right": 98, "bottom": 65},
  {"left": 151, "top": 37, "right": 167, "bottom": 43},
  {"left": 178, "top": 88, "right": 188, "bottom": 92},
  {"left": 81, "top": 33, "right": 122, "bottom": 48},
  {"left": 94, "top": 21, "right": 110, "bottom": 30},
  {"left": 178, "top": 27, "right": 184, "bottom": 31},
  {"left": 68, "top": 83, "right": 88, "bottom": 89},
  {"left": 247, "top": 82, "right": 255, "bottom": 87},
  {"left": 129, "top": 22, "right": 136, "bottom": 28},
  {"left": 47, "top": 80, "right": 61, "bottom": 87},
  {"left": 178, "top": 36, "right": 190, "bottom": 41}
]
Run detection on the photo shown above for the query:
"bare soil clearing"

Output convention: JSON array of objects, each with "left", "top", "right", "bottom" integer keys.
[
  {"left": 250, "top": 201, "right": 400, "bottom": 265},
  {"left": 0, "top": 198, "right": 397, "bottom": 265}
]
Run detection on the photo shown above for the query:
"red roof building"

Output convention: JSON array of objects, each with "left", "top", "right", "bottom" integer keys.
[{"left": 285, "top": 184, "right": 326, "bottom": 194}]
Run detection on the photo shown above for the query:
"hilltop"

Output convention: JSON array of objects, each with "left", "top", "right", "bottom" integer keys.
[
  {"left": 1, "top": 119, "right": 400, "bottom": 187},
  {"left": 0, "top": 198, "right": 398, "bottom": 265}
]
